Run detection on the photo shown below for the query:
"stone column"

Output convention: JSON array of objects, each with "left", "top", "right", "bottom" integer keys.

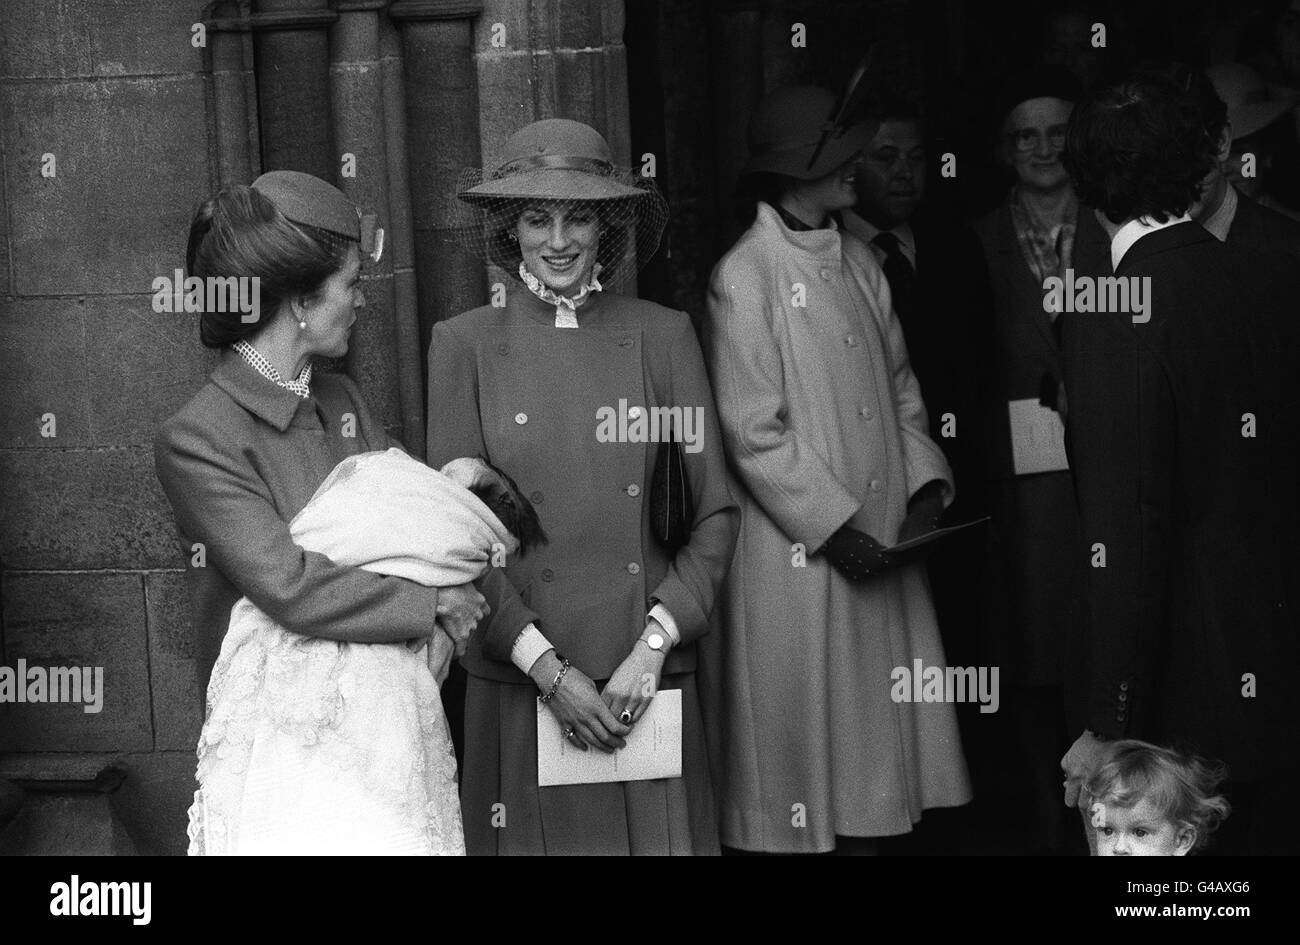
[
  {"left": 250, "top": 0, "right": 337, "bottom": 177},
  {"left": 206, "top": 0, "right": 261, "bottom": 186},
  {"left": 391, "top": 0, "right": 485, "bottom": 356},
  {"left": 379, "top": 11, "right": 428, "bottom": 455},
  {"left": 329, "top": 1, "right": 410, "bottom": 442},
  {"left": 707, "top": 0, "right": 764, "bottom": 252}
]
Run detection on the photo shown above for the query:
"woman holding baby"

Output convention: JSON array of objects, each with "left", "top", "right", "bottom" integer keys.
[{"left": 155, "top": 171, "right": 492, "bottom": 854}]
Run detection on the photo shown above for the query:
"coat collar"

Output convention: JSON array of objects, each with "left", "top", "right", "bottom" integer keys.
[
  {"left": 1114, "top": 220, "right": 1214, "bottom": 274},
  {"left": 210, "top": 346, "right": 311, "bottom": 432},
  {"left": 754, "top": 201, "right": 842, "bottom": 257},
  {"left": 507, "top": 276, "right": 611, "bottom": 327}
]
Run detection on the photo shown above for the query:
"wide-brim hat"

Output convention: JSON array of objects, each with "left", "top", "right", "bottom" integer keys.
[
  {"left": 1205, "top": 63, "right": 1299, "bottom": 141},
  {"left": 451, "top": 119, "right": 668, "bottom": 287},
  {"left": 460, "top": 119, "right": 648, "bottom": 204},
  {"left": 252, "top": 170, "right": 384, "bottom": 262},
  {"left": 742, "top": 85, "right": 874, "bottom": 180}
]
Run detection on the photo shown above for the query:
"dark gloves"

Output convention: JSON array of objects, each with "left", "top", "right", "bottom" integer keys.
[
  {"left": 897, "top": 479, "right": 945, "bottom": 544},
  {"left": 821, "top": 524, "right": 892, "bottom": 582}
]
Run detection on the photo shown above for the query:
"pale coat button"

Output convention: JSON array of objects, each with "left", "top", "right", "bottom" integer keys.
[
  {"left": 845, "top": 335, "right": 857, "bottom": 346},
  {"left": 628, "top": 406, "right": 642, "bottom": 419},
  {"left": 860, "top": 407, "right": 873, "bottom": 420},
  {"left": 627, "top": 562, "right": 641, "bottom": 575},
  {"left": 515, "top": 412, "right": 528, "bottom": 424},
  {"left": 869, "top": 479, "right": 882, "bottom": 492},
  {"left": 627, "top": 484, "right": 641, "bottom": 497}
]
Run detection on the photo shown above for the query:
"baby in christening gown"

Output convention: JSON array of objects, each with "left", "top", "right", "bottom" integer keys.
[{"left": 187, "top": 448, "right": 545, "bottom": 856}]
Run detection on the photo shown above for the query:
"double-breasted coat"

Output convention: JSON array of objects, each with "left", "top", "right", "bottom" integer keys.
[
  {"left": 154, "top": 350, "right": 447, "bottom": 699},
  {"left": 426, "top": 285, "right": 739, "bottom": 855},
  {"left": 699, "top": 202, "right": 971, "bottom": 853}
]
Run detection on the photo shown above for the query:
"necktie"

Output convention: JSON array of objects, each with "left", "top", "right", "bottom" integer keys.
[{"left": 872, "top": 231, "right": 915, "bottom": 321}]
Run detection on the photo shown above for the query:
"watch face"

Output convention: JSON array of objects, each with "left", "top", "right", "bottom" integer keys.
[{"left": 647, "top": 633, "right": 665, "bottom": 651}]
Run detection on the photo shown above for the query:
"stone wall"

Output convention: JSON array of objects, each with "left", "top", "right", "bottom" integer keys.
[
  {"left": 0, "top": 0, "right": 637, "bottom": 855},
  {"left": 0, "top": 0, "right": 219, "bottom": 855}
]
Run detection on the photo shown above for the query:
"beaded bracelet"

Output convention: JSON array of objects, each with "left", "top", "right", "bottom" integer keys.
[{"left": 540, "top": 654, "right": 570, "bottom": 704}]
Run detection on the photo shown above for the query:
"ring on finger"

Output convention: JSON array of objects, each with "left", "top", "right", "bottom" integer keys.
[
  {"left": 620, "top": 709, "right": 633, "bottom": 725},
  {"left": 564, "top": 725, "right": 575, "bottom": 739}
]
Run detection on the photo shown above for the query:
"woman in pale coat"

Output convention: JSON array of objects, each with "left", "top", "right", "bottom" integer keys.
[{"left": 700, "top": 86, "right": 972, "bottom": 854}]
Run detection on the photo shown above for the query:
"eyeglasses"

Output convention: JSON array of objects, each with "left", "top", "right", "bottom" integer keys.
[{"left": 1007, "top": 125, "right": 1068, "bottom": 153}]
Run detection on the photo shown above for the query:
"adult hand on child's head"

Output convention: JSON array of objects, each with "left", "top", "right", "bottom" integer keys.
[{"left": 1061, "top": 730, "right": 1108, "bottom": 809}]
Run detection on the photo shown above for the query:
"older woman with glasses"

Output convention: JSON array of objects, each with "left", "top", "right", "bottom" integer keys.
[{"left": 971, "top": 66, "right": 1110, "bottom": 854}]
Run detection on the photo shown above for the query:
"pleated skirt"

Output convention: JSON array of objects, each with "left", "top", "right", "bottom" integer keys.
[{"left": 460, "top": 671, "right": 719, "bottom": 855}]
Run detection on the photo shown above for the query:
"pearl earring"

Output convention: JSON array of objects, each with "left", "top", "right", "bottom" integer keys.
[{"left": 299, "top": 319, "right": 307, "bottom": 330}]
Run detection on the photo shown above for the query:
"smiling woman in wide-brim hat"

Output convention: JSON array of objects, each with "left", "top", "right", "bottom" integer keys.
[{"left": 428, "top": 117, "right": 739, "bottom": 856}]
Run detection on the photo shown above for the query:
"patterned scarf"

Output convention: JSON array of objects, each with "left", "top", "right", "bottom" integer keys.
[
  {"left": 518, "top": 262, "right": 604, "bottom": 328},
  {"left": 233, "top": 339, "right": 312, "bottom": 399},
  {"left": 1010, "top": 186, "right": 1077, "bottom": 317}
]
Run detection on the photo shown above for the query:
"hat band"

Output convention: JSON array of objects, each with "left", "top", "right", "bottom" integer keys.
[
  {"left": 493, "top": 154, "right": 615, "bottom": 179},
  {"left": 751, "top": 123, "right": 844, "bottom": 156}
]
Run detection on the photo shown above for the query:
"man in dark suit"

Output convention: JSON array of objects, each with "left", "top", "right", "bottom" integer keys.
[
  {"left": 841, "top": 99, "right": 996, "bottom": 852},
  {"left": 842, "top": 100, "right": 995, "bottom": 645},
  {"left": 1059, "top": 71, "right": 1300, "bottom": 854}
]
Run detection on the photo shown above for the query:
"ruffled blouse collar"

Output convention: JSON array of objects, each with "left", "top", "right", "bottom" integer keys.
[{"left": 518, "top": 262, "right": 604, "bottom": 327}]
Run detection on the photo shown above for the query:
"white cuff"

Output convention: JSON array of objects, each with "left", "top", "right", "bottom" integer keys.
[
  {"left": 647, "top": 603, "right": 681, "bottom": 645},
  {"left": 510, "top": 622, "right": 553, "bottom": 674}
]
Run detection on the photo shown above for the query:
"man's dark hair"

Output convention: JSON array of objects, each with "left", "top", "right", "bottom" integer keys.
[
  {"left": 1063, "top": 71, "right": 1219, "bottom": 224},
  {"left": 1132, "top": 60, "right": 1229, "bottom": 147}
]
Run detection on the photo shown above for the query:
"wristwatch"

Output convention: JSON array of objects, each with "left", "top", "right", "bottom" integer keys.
[{"left": 642, "top": 632, "right": 666, "bottom": 653}]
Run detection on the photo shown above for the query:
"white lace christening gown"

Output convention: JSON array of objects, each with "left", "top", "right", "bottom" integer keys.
[{"left": 187, "top": 448, "right": 518, "bottom": 856}]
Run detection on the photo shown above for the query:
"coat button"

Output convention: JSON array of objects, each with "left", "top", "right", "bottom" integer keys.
[
  {"left": 820, "top": 268, "right": 832, "bottom": 280},
  {"left": 869, "top": 479, "right": 881, "bottom": 492},
  {"left": 1118, "top": 693, "right": 1127, "bottom": 702},
  {"left": 627, "top": 562, "right": 641, "bottom": 575},
  {"left": 541, "top": 569, "right": 554, "bottom": 582},
  {"left": 845, "top": 335, "right": 857, "bottom": 346},
  {"left": 860, "top": 407, "right": 873, "bottom": 420},
  {"left": 1119, "top": 682, "right": 1129, "bottom": 691},
  {"left": 497, "top": 342, "right": 509, "bottom": 355},
  {"left": 515, "top": 412, "right": 528, "bottom": 425},
  {"left": 628, "top": 406, "right": 642, "bottom": 419},
  {"left": 530, "top": 490, "right": 544, "bottom": 504},
  {"left": 626, "top": 484, "right": 641, "bottom": 497}
]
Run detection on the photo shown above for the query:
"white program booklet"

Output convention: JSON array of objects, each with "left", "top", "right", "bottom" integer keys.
[
  {"left": 537, "top": 688, "right": 683, "bottom": 787},
  {"left": 1008, "top": 398, "right": 1070, "bottom": 475}
]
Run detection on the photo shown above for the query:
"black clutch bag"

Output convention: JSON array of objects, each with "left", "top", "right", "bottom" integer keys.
[{"left": 650, "top": 419, "right": 693, "bottom": 551}]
